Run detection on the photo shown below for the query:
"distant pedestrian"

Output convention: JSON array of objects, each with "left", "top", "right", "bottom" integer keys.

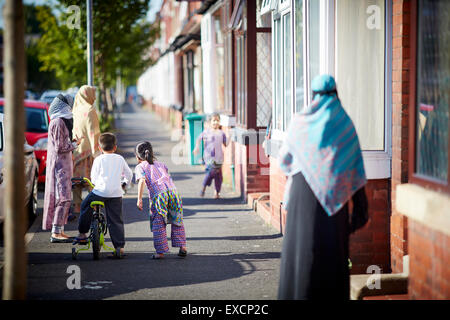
[
  {"left": 193, "top": 113, "right": 229, "bottom": 199},
  {"left": 74, "top": 132, "right": 132, "bottom": 258},
  {"left": 277, "top": 75, "right": 369, "bottom": 300},
  {"left": 135, "top": 141, "right": 187, "bottom": 259},
  {"left": 72, "top": 85, "right": 101, "bottom": 216},
  {"left": 43, "top": 94, "right": 83, "bottom": 243}
]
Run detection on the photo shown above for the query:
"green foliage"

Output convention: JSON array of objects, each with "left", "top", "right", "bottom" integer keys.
[
  {"left": 34, "top": 0, "right": 160, "bottom": 90},
  {"left": 26, "top": 42, "right": 61, "bottom": 93},
  {"left": 99, "top": 113, "right": 116, "bottom": 133},
  {"left": 35, "top": 4, "right": 86, "bottom": 89},
  {"left": 24, "top": 4, "right": 61, "bottom": 93}
]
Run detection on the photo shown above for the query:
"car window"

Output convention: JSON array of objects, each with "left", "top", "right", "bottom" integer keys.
[
  {"left": 25, "top": 107, "right": 49, "bottom": 133},
  {"left": 0, "top": 106, "right": 49, "bottom": 133}
]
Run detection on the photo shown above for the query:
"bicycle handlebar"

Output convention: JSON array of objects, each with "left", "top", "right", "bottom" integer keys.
[
  {"left": 72, "top": 177, "right": 127, "bottom": 191},
  {"left": 83, "top": 177, "right": 95, "bottom": 189},
  {"left": 71, "top": 177, "right": 95, "bottom": 189}
]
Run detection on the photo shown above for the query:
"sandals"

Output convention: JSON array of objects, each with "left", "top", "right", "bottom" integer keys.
[
  {"left": 152, "top": 249, "right": 187, "bottom": 259},
  {"left": 108, "top": 252, "right": 126, "bottom": 259},
  {"left": 72, "top": 236, "right": 88, "bottom": 245},
  {"left": 50, "top": 236, "right": 73, "bottom": 243},
  {"left": 178, "top": 248, "right": 187, "bottom": 257}
]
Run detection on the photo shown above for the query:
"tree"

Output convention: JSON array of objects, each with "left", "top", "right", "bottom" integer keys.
[
  {"left": 35, "top": 0, "right": 159, "bottom": 116},
  {"left": 35, "top": 4, "right": 86, "bottom": 90}
]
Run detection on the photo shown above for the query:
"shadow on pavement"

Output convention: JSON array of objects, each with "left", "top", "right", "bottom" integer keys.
[
  {"left": 182, "top": 196, "right": 244, "bottom": 206},
  {"left": 26, "top": 251, "right": 280, "bottom": 300}
]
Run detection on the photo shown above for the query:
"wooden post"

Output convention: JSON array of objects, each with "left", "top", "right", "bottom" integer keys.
[{"left": 2, "top": 0, "right": 27, "bottom": 300}]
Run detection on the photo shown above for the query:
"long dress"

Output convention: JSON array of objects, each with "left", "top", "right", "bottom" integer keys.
[
  {"left": 42, "top": 118, "right": 76, "bottom": 231},
  {"left": 278, "top": 172, "right": 368, "bottom": 300},
  {"left": 72, "top": 100, "right": 100, "bottom": 208}
]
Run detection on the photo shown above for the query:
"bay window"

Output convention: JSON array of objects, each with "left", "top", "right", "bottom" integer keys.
[
  {"left": 410, "top": 0, "right": 450, "bottom": 192},
  {"left": 269, "top": 0, "right": 393, "bottom": 179}
]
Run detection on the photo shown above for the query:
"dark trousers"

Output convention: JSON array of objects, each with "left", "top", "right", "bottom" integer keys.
[
  {"left": 78, "top": 192, "right": 125, "bottom": 249},
  {"left": 202, "top": 165, "right": 223, "bottom": 193}
]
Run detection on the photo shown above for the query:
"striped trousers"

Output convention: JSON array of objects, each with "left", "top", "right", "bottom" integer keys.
[{"left": 152, "top": 211, "right": 186, "bottom": 254}]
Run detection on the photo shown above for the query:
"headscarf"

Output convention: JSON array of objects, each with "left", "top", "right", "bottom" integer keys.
[
  {"left": 48, "top": 93, "right": 74, "bottom": 140},
  {"left": 48, "top": 93, "right": 74, "bottom": 120},
  {"left": 72, "top": 85, "right": 100, "bottom": 163},
  {"left": 77, "top": 85, "right": 96, "bottom": 105},
  {"left": 279, "top": 75, "right": 366, "bottom": 216}
]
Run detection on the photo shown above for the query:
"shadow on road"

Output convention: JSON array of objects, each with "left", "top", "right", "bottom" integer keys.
[{"left": 26, "top": 251, "right": 280, "bottom": 300}]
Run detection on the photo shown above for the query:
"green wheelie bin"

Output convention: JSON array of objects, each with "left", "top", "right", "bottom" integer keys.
[{"left": 185, "top": 113, "right": 206, "bottom": 165}]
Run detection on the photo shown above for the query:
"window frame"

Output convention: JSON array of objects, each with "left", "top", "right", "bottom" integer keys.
[
  {"left": 261, "top": 0, "right": 276, "bottom": 15},
  {"left": 333, "top": 0, "right": 392, "bottom": 179},
  {"left": 408, "top": 0, "right": 450, "bottom": 193},
  {"left": 271, "top": 1, "right": 294, "bottom": 141},
  {"left": 269, "top": 0, "right": 393, "bottom": 179}
]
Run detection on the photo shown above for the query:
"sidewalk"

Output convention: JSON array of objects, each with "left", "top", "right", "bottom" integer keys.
[{"left": 13, "top": 104, "right": 283, "bottom": 300}]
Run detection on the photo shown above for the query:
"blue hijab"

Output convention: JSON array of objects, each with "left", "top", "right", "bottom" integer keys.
[{"left": 279, "top": 75, "right": 366, "bottom": 216}]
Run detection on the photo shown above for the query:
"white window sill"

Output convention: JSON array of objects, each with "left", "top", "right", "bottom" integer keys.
[
  {"left": 362, "top": 151, "right": 391, "bottom": 180},
  {"left": 396, "top": 183, "right": 450, "bottom": 237},
  {"left": 268, "top": 133, "right": 391, "bottom": 180}
]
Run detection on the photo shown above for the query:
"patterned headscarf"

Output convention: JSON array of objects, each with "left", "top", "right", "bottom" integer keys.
[
  {"left": 279, "top": 75, "right": 366, "bottom": 216},
  {"left": 48, "top": 94, "right": 74, "bottom": 120}
]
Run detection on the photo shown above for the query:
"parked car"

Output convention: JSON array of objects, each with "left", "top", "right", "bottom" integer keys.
[
  {"left": 25, "top": 90, "right": 39, "bottom": 100},
  {"left": 39, "top": 90, "right": 63, "bottom": 105},
  {"left": 65, "top": 87, "right": 79, "bottom": 99},
  {"left": 0, "top": 98, "right": 50, "bottom": 184},
  {"left": 0, "top": 113, "right": 39, "bottom": 223}
]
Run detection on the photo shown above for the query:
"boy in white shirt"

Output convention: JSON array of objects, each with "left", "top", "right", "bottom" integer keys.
[{"left": 74, "top": 132, "right": 132, "bottom": 257}]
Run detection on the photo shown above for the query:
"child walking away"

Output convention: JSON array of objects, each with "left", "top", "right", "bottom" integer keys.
[
  {"left": 193, "top": 113, "right": 229, "bottom": 199},
  {"left": 74, "top": 133, "right": 132, "bottom": 258},
  {"left": 135, "top": 141, "right": 187, "bottom": 259}
]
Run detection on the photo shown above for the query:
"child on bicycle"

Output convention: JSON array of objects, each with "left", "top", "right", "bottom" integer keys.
[
  {"left": 74, "top": 132, "right": 132, "bottom": 257},
  {"left": 135, "top": 141, "right": 187, "bottom": 259}
]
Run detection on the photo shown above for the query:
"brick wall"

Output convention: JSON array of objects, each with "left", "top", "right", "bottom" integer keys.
[
  {"left": 229, "top": 141, "right": 269, "bottom": 200},
  {"left": 391, "top": 0, "right": 412, "bottom": 273},
  {"left": 269, "top": 156, "right": 287, "bottom": 233},
  {"left": 408, "top": 220, "right": 450, "bottom": 299},
  {"left": 234, "top": 141, "right": 247, "bottom": 197},
  {"left": 350, "top": 179, "right": 391, "bottom": 275},
  {"left": 221, "top": 125, "right": 234, "bottom": 188}
]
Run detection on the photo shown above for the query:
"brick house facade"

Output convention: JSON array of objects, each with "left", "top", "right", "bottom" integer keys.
[{"left": 138, "top": 0, "right": 449, "bottom": 299}]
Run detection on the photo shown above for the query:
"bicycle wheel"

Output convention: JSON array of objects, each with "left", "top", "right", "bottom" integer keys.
[{"left": 91, "top": 219, "right": 100, "bottom": 260}]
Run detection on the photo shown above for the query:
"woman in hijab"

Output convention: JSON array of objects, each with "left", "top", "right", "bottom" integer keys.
[
  {"left": 277, "top": 75, "right": 369, "bottom": 300},
  {"left": 43, "top": 94, "right": 83, "bottom": 242},
  {"left": 72, "top": 85, "right": 100, "bottom": 215}
]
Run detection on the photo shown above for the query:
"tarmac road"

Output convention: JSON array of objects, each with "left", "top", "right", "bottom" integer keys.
[{"left": 1, "top": 103, "right": 283, "bottom": 300}]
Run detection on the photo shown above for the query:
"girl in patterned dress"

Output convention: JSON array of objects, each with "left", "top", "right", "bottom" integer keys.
[{"left": 135, "top": 141, "right": 187, "bottom": 259}]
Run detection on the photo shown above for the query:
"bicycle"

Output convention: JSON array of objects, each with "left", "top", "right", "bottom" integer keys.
[{"left": 70, "top": 177, "right": 121, "bottom": 260}]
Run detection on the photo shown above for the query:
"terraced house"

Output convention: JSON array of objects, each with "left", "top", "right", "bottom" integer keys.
[{"left": 137, "top": 0, "right": 449, "bottom": 299}]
